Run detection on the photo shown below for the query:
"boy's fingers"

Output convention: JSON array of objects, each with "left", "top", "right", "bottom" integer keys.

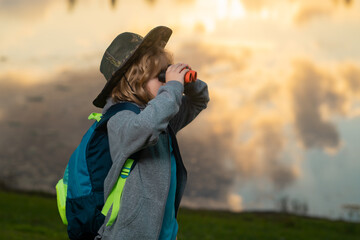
[
  {"left": 181, "top": 68, "right": 190, "bottom": 77},
  {"left": 173, "top": 63, "right": 182, "bottom": 71},
  {"left": 167, "top": 63, "right": 179, "bottom": 72},
  {"left": 179, "top": 64, "right": 190, "bottom": 73}
]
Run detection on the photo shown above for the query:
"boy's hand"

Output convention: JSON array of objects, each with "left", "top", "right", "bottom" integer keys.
[{"left": 165, "top": 63, "right": 190, "bottom": 86}]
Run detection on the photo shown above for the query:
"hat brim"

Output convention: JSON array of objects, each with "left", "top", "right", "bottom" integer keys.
[{"left": 93, "top": 26, "right": 172, "bottom": 108}]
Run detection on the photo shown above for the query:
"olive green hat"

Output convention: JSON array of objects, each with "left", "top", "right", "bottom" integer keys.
[{"left": 93, "top": 26, "right": 172, "bottom": 108}]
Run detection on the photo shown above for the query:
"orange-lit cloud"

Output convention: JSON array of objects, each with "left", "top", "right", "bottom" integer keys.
[
  {"left": 292, "top": 0, "right": 354, "bottom": 26},
  {"left": 175, "top": 40, "right": 252, "bottom": 82},
  {"left": 176, "top": 54, "right": 360, "bottom": 210},
  {"left": 293, "top": 3, "right": 333, "bottom": 25},
  {"left": 340, "top": 62, "right": 360, "bottom": 96},
  {"left": 0, "top": 68, "right": 103, "bottom": 192},
  {"left": 0, "top": 0, "right": 56, "bottom": 19},
  {"left": 177, "top": 90, "right": 297, "bottom": 211},
  {"left": 239, "top": 0, "right": 354, "bottom": 26},
  {"left": 287, "top": 59, "right": 348, "bottom": 150},
  {"left": 240, "top": 0, "right": 275, "bottom": 12}
]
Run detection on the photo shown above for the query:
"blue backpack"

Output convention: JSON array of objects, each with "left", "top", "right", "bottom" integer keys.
[{"left": 55, "top": 102, "right": 140, "bottom": 240}]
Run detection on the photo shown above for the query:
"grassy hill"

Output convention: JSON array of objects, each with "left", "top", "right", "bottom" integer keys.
[{"left": 1, "top": 190, "right": 359, "bottom": 240}]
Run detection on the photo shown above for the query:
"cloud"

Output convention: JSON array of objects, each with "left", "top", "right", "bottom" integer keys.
[
  {"left": 340, "top": 62, "right": 360, "bottom": 96},
  {"left": 177, "top": 96, "right": 238, "bottom": 208},
  {"left": 292, "top": 0, "right": 354, "bottom": 26},
  {"left": 254, "top": 117, "right": 292, "bottom": 187},
  {"left": 252, "top": 80, "right": 280, "bottom": 104},
  {"left": 0, "top": 0, "right": 56, "bottom": 19},
  {"left": 175, "top": 41, "right": 252, "bottom": 80},
  {"left": 177, "top": 90, "right": 298, "bottom": 210},
  {"left": 234, "top": 114, "right": 297, "bottom": 191},
  {"left": 293, "top": 4, "right": 333, "bottom": 25},
  {"left": 240, "top": 0, "right": 354, "bottom": 26},
  {"left": 182, "top": 192, "right": 243, "bottom": 212},
  {"left": 228, "top": 193, "right": 243, "bottom": 212},
  {"left": 288, "top": 59, "right": 346, "bottom": 150},
  {"left": 177, "top": 58, "right": 360, "bottom": 210},
  {"left": 0, "top": 68, "right": 104, "bottom": 192},
  {"left": 240, "top": 0, "right": 276, "bottom": 12}
]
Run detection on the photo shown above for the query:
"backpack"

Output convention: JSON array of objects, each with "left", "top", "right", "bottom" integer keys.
[{"left": 55, "top": 102, "right": 140, "bottom": 240}]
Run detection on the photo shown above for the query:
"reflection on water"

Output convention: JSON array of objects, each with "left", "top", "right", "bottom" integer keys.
[{"left": 0, "top": 0, "right": 360, "bottom": 222}]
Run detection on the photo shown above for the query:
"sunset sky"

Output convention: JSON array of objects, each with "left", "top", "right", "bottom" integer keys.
[{"left": 0, "top": 0, "right": 359, "bottom": 222}]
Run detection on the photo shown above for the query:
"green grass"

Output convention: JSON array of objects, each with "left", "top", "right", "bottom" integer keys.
[
  {"left": 1, "top": 190, "right": 359, "bottom": 240},
  {"left": 0, "top": 190, "right": 68, "bottom": 240},
  {"left": 177, "top": 209, "right": 360, "bottom": 240}
]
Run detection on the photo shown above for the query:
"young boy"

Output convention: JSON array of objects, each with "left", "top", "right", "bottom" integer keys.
[{"left": 93, "top": 26, "right": 210, "bottom": 240}]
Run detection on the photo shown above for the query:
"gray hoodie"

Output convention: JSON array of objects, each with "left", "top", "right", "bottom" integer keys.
[{"left": 95, "top": 79, "right": 210, "bottom": 240}]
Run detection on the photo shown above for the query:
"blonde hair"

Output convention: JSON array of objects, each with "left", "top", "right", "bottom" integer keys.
[{"left": 111, "top": 44, "right": 174, "bottom": 106}]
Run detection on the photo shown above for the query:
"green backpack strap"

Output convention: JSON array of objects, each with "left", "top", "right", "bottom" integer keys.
[
  {"left": 55, "top": 179, "right": 68, "bottom": 225},
  {"left": 101, "top": 158, "right": 135, "bottom": 226},
  {"left": 88, "top": 112, "right": 103, "bottom": 122}
]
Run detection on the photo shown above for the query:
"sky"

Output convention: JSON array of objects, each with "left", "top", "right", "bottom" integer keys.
[{"left": 0, "top": 0, "right": 359, "bottom": 222}]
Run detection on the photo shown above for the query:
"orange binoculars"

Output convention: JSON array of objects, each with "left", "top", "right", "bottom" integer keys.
[{"left": 158, "top": 65, "right": 197, "bottom": 84}]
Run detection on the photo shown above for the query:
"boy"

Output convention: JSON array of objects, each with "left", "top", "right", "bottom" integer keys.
[{"left": 94, "top": 26, "right": 209, "bottom": 240}]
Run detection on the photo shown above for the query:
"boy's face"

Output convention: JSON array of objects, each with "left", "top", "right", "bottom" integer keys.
[{"left": 146, "top": 77, "right": 165, "bottom": 98}]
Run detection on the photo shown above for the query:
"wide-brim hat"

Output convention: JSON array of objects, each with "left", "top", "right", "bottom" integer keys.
[{"left": 93, "top": 26, "right": 172, "bottom": 108}]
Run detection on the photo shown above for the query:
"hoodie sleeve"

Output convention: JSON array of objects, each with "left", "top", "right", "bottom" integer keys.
[
  {"left": 106, "top": 80, "right": 184, "bottom": 161},
  {"left": 169, "top": 79, "right": 210, "bottom": 134}
]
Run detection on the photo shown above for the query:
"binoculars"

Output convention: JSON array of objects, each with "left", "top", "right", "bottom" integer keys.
[{"left": 158, "top": 65, "right": 197, "bottom": 84}]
